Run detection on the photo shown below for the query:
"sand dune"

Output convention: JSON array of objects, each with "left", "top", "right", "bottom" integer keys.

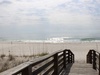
[{"left": 0, "top": 41, "right": 100, "bottom": 62}]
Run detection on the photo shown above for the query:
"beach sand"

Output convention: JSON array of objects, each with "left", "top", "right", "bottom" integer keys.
[{"left": 0, "top": 41, "right": 100, "bottom": 63}]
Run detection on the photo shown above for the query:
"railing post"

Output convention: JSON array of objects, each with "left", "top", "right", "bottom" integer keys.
[
  {"left": 63, "top": 50, "right": 66, "bottom": 68},
  {"left": 22, "top": 66, "right": 32, "bottom": 75},
  {"left": 54, "top": 53, "right": 58, "bottom": 75},
  {"left": 90, "top": 50, "right": 93, "bottom": 64},
  {"left": 87, "top": 50, "right": 92, "bottom": 64},
  {"left": 93, "top": 50, "right": 96, "bottom": 70},
  {"left": 70, "top": 52, "right": 72, "bottom": 63},
  {"left": 72, "top": 54, "right": 74, "bottom": 63},
  {"left": 99, "top": 54, "right": 100, "bottom": 75},
  {"left": 87, "top": 54, "right": 89, "bottom": 63},
  {"left": 68, "top": 50, "right": 70, "bottom": 63}
]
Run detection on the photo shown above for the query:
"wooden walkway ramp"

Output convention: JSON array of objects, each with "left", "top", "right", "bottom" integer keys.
[
  {"left": 62, "top": 63, "right": 98, "bottom": 75},
  {"left": 0, "top": 49, "right": 100, "bottom": 75}
]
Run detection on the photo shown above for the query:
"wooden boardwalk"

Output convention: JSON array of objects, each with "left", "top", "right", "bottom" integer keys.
[
  {"left": 0, "top": 49, "right": 100, "bottom": 75},
  {"left": 62, "top": 63, "right": 98, "bottom": 75}
]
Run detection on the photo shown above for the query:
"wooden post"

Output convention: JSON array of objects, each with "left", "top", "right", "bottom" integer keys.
[
  {"left": 90, "top": 50, "right": 93, "bottom": 64},
  {"left": 87, "top": 51, "right": 90, "bottom": 63},
  {"left": 22, "top": 66, "right": 32, "bottom": 75},
  {"left": 63, "top": 50, "right": 66, "bottom": 68},
  {"left": 54, "top": 53, "right": 58, "bottom": 75},
  {"left": 93, "top": 50, "right": 96, "bottom": 70},
  {"left": 70, "top": 52, "right": 72, "bottom": 63},
  {"left": 68, "top": 50, "right": 70, "bottom": 63},
  {"left": 72, "top": 54, "right": 74, "bottom": 63},
  {"left": 89, "top": 50, "right": 93, "bottom": 64},
  {"left": 99, "top": 54, "right": 100, "bottom": 75},
  {"left": 87, "top": 55, "right": 89, "bottom": 63}
]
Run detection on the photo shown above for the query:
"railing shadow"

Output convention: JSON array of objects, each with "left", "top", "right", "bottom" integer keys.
[{"left": 61, "top": 63, "right": 74, "bottom": 75}]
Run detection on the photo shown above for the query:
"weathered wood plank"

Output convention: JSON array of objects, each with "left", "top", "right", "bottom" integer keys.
[{"left": 63, "top": 63, "right": 98, "bottom": 75}]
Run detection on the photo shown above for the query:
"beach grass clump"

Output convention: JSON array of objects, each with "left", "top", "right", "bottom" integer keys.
[
  {"left": 23, "top": 55, "right": 28, "bottom": 58},
  {"left": 0, "top": 52, "right": 49, "bottom": 73},
  {"left": 0, "top": 54, "right": 6, "bottom": 59},
  {"left": 0, "top": 62, "right": 9, "bottom": 72},
  {"left": 0, "top": 56, "right": 27, "bottom": 72},
  {"left": 8, "top": 55, "right": 15, "bottom": 61},
  {"left": 37, "top": 52, "right": 48, "bottom": 56}
]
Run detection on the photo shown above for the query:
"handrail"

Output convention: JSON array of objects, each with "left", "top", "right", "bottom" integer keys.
[
  {"left": 87, "top": 49, "right": 100, "bottom": 75},
  {"left": 1, "top": 49, "right": 74, "bottom": 75}
]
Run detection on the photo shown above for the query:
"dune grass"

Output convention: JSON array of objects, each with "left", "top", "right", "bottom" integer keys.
[{"left": 0, "top": 52, "right": 48, "bottom": 73}]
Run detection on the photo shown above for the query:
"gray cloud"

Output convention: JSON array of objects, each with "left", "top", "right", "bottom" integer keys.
[
  {"left": 0, "top": 0, "right": 12, "bottom": 5},
  {"left": 0, "top": 0, "right": 100, "bottom": 40}
]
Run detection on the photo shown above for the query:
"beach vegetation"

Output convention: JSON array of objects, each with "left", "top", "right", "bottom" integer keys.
[
  {"left": 0, "top": 54, "right": 6, "bottom": 59},
  {"left": 8, "top": 55, "right": 15, "bottom": 61},
  {"left": 0, "top": 52, "right": 49, "bottom": 73},
  {"left": 37, "top": 52, "right": 48, "bottom": 56}
]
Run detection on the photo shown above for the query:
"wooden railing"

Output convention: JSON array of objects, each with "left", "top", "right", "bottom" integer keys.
[
  {"left": 9, "top": 49, "right": 74, "bottom": 75},
  {"left": 87, "top": 50, "right": 100, "bottom": 75}
]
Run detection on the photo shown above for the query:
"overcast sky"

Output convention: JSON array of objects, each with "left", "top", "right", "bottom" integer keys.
[{"left": 0, "top": 0, "right": 100, "bottom": 40}]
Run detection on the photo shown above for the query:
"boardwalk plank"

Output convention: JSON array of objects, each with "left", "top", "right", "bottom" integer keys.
[{"left": 62, "top": 63, "right": 98, "bottom": 75}]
